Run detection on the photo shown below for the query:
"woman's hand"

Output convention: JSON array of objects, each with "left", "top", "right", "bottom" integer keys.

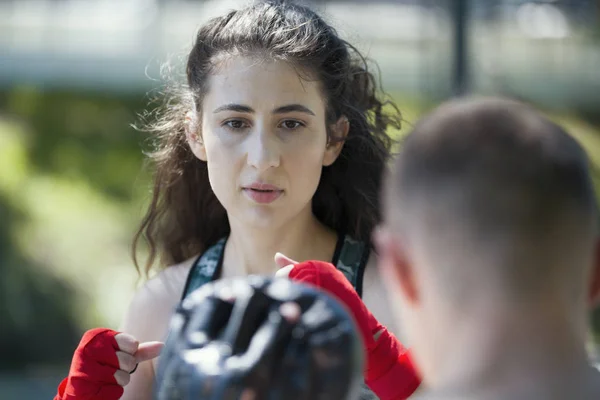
[
  {"left": 55, "top": 328, "right": 163, "bottom": 400},
  {"left": 274, "top": 252, "right": 297, "bottom": 278}
]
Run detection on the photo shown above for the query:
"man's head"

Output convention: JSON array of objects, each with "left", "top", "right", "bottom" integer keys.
[{"left": 375, "top": 96, "right": 600, "bottom": 379}]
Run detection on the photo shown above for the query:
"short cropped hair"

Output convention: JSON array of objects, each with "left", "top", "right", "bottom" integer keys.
[{"left": 385, "top": 97, "right": 598, "bottom": 301}]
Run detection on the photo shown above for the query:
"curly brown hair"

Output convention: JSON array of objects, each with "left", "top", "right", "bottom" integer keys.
[{"left": 132, "top": 0, "right": 402, "bottom": 277}]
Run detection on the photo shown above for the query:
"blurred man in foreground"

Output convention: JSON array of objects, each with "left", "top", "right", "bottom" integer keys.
[{"left": 375, "top": 97, "right": 600, "bottom": 399}]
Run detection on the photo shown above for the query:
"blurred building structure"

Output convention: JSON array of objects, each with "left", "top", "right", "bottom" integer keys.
[{"left": 0, "top": 0, "right": 599, "bottom": 111}]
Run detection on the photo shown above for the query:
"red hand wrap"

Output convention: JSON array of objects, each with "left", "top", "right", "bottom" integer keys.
[
  {"left": 54, "top": 328, "right": 124, "bottom": 400},
  {"left": 289, "top": 260, "right": 421, "bottom": 400},
  {"left": 365, "top": 328, "right": 421, "bottom": 399}
]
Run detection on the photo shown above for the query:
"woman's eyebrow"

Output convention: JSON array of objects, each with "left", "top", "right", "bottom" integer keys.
[
  {"left": 212, "top": 103, "right": 316, "bottom": 116},
  {"left": 272, "top": 104, "right": 315, "bottom": 116},
  {"left": 213, "top": 104, "right": 254, "bottom": 114}
]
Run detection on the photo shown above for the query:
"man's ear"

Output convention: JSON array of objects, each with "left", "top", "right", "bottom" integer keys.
[
  {"left": 323, "top": 116, "right": 349, "bottom": 167},
  {"left": 589, "top": 239, "right": 600, "bottom": 307},
  {"left": 185, "top": 111, "right": 206, "bottom": 161},
  {"left": 374, "top": 227, "right": 420, "bottom": 306}
]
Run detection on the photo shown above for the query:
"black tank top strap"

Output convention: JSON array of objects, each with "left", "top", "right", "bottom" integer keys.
[
  {"left": 332, "top": 234, "right": 370, "bottom": 298},
  {"left": 181, "top": 237, "right": 226, "bottom": 301}
]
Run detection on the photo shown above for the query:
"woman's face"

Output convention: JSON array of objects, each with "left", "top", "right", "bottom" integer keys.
[{"left": 189, "top": 56, "right": 345, "bottom": 230}]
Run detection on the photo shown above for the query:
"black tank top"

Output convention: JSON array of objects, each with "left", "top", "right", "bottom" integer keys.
[{"left": 181, "top": 233, "right": 370, "bottom": 300}]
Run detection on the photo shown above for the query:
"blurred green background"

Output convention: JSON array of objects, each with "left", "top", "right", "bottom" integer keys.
[{"left": 1, "top": 0, "right": 600, "bottom": 398}]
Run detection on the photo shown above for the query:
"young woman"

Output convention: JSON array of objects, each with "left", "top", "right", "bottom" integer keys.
[{"left": 54, "top": 2, "right": 420, "bottom": 399}]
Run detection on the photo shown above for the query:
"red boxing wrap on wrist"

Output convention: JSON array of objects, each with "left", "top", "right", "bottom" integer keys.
[
  {"left": 288, "top": 260, "right": 421, "bottom": 400},
  {"left": 54, "top": 328, "right": 124, "bottom": 400},
  {"left": 365, "top": 327, "right": 421, "bottom": 399}
]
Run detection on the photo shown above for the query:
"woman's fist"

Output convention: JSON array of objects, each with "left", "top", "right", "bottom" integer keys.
[{"left": 55, "top": 328, "right": 163, "bottom": 400}]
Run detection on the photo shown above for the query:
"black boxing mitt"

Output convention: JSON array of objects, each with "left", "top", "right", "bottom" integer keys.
[{"left": 154, "top": 275, "right": 364, "bottom": 400}]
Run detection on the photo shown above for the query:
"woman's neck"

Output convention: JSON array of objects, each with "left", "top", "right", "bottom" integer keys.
[{"left": 224, "top": 207, "right": 338, "bottom": 276}]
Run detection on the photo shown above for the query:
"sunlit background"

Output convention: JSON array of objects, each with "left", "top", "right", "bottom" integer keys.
[{"left": 1, "top": 0, "right": 599, "bottom": 397}]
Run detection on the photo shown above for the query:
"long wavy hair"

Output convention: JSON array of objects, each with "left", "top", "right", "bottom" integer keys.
[{"left": 132, "top": 0, "right": 402, "bottom": 277}]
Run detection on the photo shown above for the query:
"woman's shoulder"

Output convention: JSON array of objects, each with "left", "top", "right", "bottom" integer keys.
[
  {"left": 119, "top": 256, "right": 197, "bottom": 343},
  {"left": 147, "top": 257, "right": 197, "bottom": 299}
]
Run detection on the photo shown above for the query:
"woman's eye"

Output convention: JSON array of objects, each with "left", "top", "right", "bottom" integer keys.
[
  {"left": 224, "top": 119, "right": 248, "bottom": 130},
  {"left": 280, "top": 120, "right": 304, "bottom": 130}
]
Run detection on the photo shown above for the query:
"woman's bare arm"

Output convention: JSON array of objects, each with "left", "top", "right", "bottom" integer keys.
[{"left": 118, "top": 260, "right": 193, "bottom": 400}]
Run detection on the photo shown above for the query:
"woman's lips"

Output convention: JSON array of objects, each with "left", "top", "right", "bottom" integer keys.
[{"left": 242, "top": 183, "right": 283, "bottom": 204}]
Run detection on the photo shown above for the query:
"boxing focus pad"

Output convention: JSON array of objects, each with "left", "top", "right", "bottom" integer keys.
[{"left": 154, "top": 276, "right": 365, "bottom": 400}]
